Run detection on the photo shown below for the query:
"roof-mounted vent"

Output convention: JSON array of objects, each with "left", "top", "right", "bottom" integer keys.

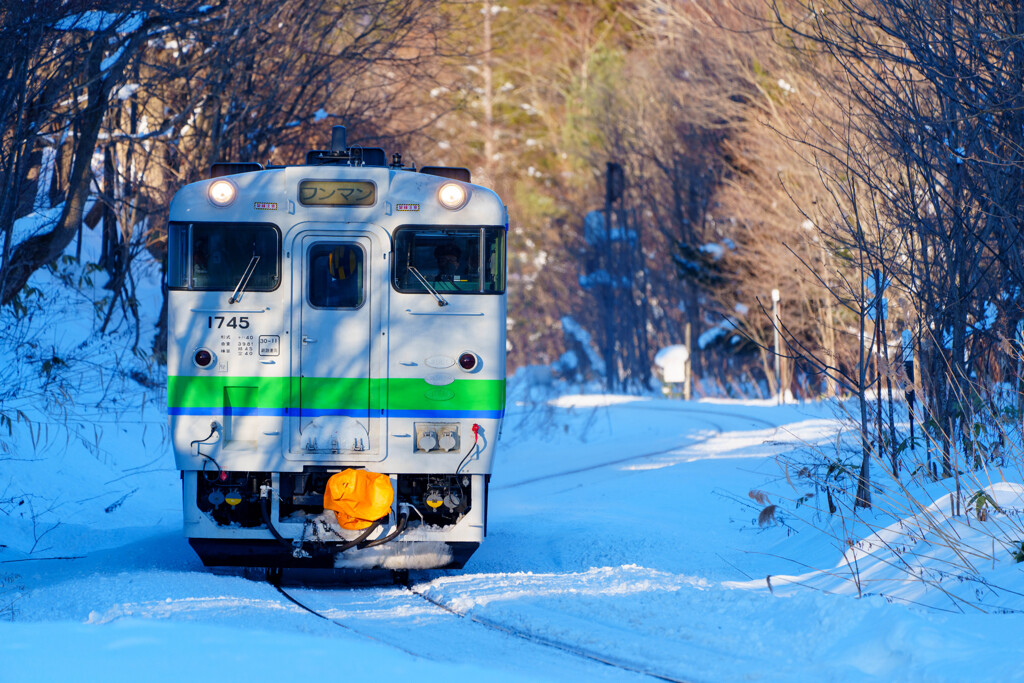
[
  {"left": 208, "top": 162, "right": 263, "bottom": 179},
  {"left": 420, "top": 166, "right": 471, "bottom": 183}
]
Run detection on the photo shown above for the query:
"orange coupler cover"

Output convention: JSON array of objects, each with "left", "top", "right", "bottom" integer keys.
[{"left": 323, "top": 469, "right": 394, "bottom": 530}]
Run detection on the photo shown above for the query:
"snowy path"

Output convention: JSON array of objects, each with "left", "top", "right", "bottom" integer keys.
[
  {"left": 0, "top": 398, "right": 792, "bottom": 682},
  {"left": 4, "top": 396, "right": 1024, "bottom": 682}
]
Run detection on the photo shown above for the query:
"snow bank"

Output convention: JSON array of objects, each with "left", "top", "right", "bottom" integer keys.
[{"left": 727, "top": 481, "right": 1024, "bottom": 613}]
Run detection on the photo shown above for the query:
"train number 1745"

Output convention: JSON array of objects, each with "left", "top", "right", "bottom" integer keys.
[{"left": 207, "top": 316, "right": 250, "bottom": 329}]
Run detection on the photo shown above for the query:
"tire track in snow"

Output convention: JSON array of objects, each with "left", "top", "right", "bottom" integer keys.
[
  {"left": 609, "top": 403, "right": 781, "bottom": 433},
  {"left": 498, "top": 405, "right": 779, "bottom": 490}
]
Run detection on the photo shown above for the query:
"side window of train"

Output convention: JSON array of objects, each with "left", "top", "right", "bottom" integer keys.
[
  {"left": 392, "top": 226, "right": 506, "bottom": 294},
  {"left": 167, "top": 222, "right": 280, "bottom": 291},
  {"left": 308, "top": 243, "right": 364, "bottom": 308}
]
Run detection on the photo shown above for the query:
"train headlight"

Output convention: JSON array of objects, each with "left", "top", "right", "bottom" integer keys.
[
  {"left": 438, "top": 182, "right": 467, "bottom": 210},
  {"left": 208, "top": 179, "right": 236, "bottom": 207}
]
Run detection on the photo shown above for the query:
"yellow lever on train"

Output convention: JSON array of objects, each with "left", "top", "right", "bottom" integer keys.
[{"left": 323, "top": 469, "right": 394, "bottom": 530}]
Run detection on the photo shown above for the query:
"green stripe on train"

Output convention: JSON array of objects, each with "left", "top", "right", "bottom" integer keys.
[
  {"left": 167, "top": 376, "right": 506, "bottom": 411},
  {"left": 168, "top": 376, "right": 290, "bottom": 409}
]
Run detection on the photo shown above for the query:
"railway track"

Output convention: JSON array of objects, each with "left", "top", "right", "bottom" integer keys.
[
  {"left": 269, "top": 577, "right": 692, "bottom": 683},
  {"left": 258, "top": 403, "right": 779, "bottom": 681}
]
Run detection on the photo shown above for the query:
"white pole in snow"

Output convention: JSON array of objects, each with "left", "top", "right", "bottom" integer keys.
[{"left": 684, "top": 322, "right": 692, "bottom": 401}]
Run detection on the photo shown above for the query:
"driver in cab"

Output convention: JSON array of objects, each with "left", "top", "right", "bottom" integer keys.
[{"left": 433, "top": 242, "right": 464, "bottom": 291}]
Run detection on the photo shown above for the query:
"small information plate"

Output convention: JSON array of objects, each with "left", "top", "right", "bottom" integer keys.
[{"left": 259, "top": 335, "right": 281, "bottom": 356}]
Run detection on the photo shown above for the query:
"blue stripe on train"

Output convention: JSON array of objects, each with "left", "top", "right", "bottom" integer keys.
[
  {"left": 384, "top": 409, "right": 504, "bottom": 419},
  {"left": 168, "top": 407, "right": 504, "bottom": 419}
]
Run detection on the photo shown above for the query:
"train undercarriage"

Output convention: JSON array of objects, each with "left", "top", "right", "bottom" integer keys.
[{"left": 184, "top": 470, "right": 488, "bottom": 570}]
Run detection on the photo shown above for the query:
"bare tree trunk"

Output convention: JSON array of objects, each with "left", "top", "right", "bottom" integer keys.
[{"left": 1, "top": 36, "right": 111, "bottom": 304}]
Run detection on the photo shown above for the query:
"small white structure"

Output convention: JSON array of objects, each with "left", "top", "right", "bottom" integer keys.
[{"left": 654, "top": 345, "right": 690, "bottom": 398}]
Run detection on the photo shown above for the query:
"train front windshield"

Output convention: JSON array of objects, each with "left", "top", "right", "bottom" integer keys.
[
  {"left": 167, "top": 222, "right": 280, "bottom": 291},
  {"left": 393, "top": 227, "right": 506, "bottom": 294}
]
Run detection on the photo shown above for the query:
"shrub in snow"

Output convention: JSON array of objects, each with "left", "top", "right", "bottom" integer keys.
[
  {"left": 758, "top": 395, "right": 1024, "bottom": 611},
  {"left": 0, "top": 573, "right": 24, "bottom": 621}
]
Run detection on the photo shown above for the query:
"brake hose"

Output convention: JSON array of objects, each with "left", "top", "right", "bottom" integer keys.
[
  {"left": 191, "top": 422, "right": 223, "bottom": 480},
  {"left": 456, "top": 423, "right": 481, "bottom": 475},
  {"left": 359, "top": 509, "right": 409, "bottom": 549},
  {"left": 259, "top": 486, "right": 382, "bottom": 556},
  {"left": 332, "top": 520, "right": 382, "bottom": 552},
  {"left": 259, "top": 488, "right": 292, "bottom": 548}
]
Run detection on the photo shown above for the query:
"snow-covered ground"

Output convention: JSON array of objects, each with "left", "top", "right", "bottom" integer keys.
[{"left": 2, "top": 241, "right": 1024, "bottom": 681}]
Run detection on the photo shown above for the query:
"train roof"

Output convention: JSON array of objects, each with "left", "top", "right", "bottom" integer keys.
[
  {"left": 209, "top": 156, "right": 472, "bottom": 185},
  {"left": 211, "top": 124, "right": 472, "bottom": 184},
  {"left": 169, "top": 147, "right": 504, "bottom": 229}
]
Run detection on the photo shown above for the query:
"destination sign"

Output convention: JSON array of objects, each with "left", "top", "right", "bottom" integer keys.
[{"left": 298, "top": 180, "right": 375, "bottom": 206}]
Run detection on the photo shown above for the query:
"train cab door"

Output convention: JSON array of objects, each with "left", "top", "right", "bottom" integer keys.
[{"left": 288, "top": 228, "right": 385, "bottom": 462}]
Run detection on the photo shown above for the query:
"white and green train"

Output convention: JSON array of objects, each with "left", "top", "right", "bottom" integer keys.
[{"left": 167, "top": 127, "right": 506, "bottom": 571}]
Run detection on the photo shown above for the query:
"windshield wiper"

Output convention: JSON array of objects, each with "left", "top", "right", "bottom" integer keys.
[
  {"left": 229, "top": 254, "right": 260, "bottom": 304},
  {"left": 407, "top": 266, "right": 449, "bottom": 307}
]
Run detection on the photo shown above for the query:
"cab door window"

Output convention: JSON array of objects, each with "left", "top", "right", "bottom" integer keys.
[{"left": 308, "top": 243, "right": 364, "bottom": 308}]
